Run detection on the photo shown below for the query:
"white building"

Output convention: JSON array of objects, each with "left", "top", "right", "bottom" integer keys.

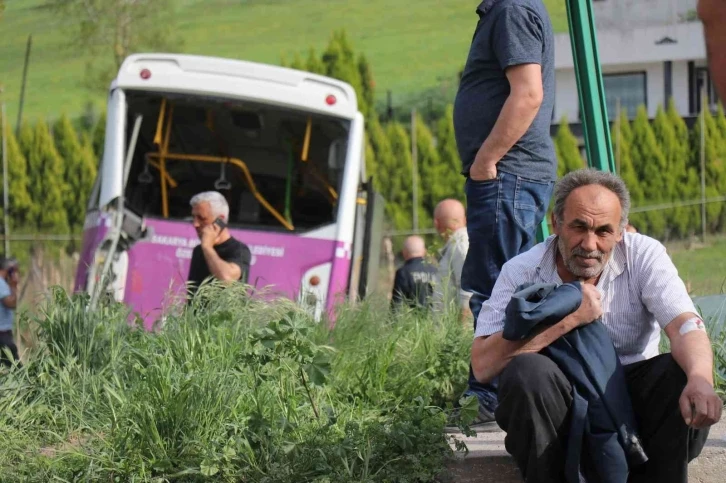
[{"left": 553, "top": 0, "right": 718, "bottom": 125}]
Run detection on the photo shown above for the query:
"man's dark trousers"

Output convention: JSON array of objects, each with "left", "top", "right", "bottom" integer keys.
[
  {"left": 495, "top": 352, "right": 710, "bottom": 483},
  {"left": 0, "top": 330, "right": 19, "bottom": 367},
  {"left": 461, "top": 170, "right": 554, "bottom": 411}
]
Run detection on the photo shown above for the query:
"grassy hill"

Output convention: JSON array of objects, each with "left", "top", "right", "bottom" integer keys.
[{"left": 0, "top": 0, "right": 568, "bottom": 123}]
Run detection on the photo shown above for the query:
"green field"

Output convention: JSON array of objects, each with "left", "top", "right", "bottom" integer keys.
[
  {"left": 0, "top": 0, "right": 568, "bottom": 123},
  {"left": 671, "top": 237, "right": 726, "bottom": 297}
]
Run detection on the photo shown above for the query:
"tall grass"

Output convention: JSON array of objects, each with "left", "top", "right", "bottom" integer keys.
[
  {"left": 5, "top": 282, "right": 721, "bottom": 481},
  {"left": 0, "top": 283, "right": 473, "bottom": 482}
]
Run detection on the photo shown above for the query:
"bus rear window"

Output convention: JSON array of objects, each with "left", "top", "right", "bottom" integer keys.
[{"left": 122, "top": 91, "right": 350, "bottom": 232}]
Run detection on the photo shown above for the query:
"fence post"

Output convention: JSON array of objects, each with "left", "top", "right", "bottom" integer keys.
[
  {"left": 1, "top": 88, "right": 9, "bottom": 256},
  {"left": 700, "top": 85, "right": 707, "bottom": 243},
  {"left": 411, "top": 108, "right": 419, "bottom": 232}
]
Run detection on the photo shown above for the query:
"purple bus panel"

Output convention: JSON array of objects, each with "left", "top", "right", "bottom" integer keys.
[{"left": 76, "top": 214, "right": 351, "bottom": 330}]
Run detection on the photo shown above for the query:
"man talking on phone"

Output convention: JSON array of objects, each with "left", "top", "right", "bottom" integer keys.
[{"left": 187, "top": 191, "right": 251, "bottom": 298}]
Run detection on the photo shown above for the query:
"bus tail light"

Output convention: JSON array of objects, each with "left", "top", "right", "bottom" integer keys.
[{"left": 298, "top": 263, "right": 331, "bottom": 321}]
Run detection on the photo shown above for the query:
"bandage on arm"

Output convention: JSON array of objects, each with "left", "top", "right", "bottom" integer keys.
[{"left": 679, "top": 316, "right": 707, "bottom": 336}]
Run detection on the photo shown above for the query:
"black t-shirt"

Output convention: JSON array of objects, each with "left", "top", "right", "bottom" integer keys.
[
  {"left": 187, "top": 237, "right": 251, "bottom": 293},
  {"left": 391, "top": 257, "right": 438, "bottom": 310}
]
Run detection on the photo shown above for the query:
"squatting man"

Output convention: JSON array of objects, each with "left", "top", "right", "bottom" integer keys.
[{"left": 471, "top": 169, "right": 722, "bottom": 482}]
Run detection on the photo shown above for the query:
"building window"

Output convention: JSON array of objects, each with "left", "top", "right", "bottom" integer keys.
[{"left": 603, "top": 72, "right": 647, "bottom": 120}]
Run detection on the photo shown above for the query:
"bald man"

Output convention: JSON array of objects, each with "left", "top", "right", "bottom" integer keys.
[
  {"left": 699, "top": 0, "right": 726, "bottom": 100},
  {"left": 432, "top": 199, "right": 473, "bottom": 316},
  {"left": 391, "top": 236, "right": 438, "bottom": 310}
]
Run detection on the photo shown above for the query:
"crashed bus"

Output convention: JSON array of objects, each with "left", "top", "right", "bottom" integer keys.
[{"left": 74, "top": 53, "right": 383, "bottom": 327}]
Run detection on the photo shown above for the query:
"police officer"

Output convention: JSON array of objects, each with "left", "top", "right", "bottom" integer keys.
[{"left": 391, "top": 236, "right": 438, "bottom": 311}]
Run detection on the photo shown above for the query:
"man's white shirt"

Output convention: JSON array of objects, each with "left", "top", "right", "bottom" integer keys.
[{"left": 474, "top": 233, "right": 698, "bottom": 365}]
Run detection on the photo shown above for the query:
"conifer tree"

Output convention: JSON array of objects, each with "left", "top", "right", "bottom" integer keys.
[
  {"left": 54, "top": 114, "right": 97, "bottom": 232},
  {"left": 92, "top": 111, "right": 106, "bottom": 158},
  {"left": 305, "top": 48, "right": 325, "bottom": 75},
  {"left": 435, "top": 105, "right": 465, "bottom": 204},
  {"left": 21, "top": 121, "right": 69, "bottom": 233},
  {"left": 666, "top": 99, "right": 699, "bottom": 237},
  {"left": 0, "top": 119, "right": 33, "bottom": 230},
  {"left": 690, "top": 101, "right": 726, "bottom": 232},
  {"left": 321, "top": 30, "right": 367, "bottom": 116},
  {"left": 413, "top": 112, "right": 439, "bottom": 229},
  {"left": 367, "top": 117, "right": 395, "bottom": 219},
  {"left": 630, "top": 106, "right": 668, "bottom": 238},
  {"left": 554, "top": 117, "right": 584, "bottom": 177},
  {"left": 384, "top": 122, "right": 413, "bottom": 230},
  {"left": 357, "top": 53, "right": 376, "bottom": 119},
  {"left": 287, "top": 52, "right": 305, "bottom": 71},
  {"left": 612, "top": 111, "right": 647, "bottom": 232},
  {"left": 651, "top": 105, "right": 681, "bottom": 239}
]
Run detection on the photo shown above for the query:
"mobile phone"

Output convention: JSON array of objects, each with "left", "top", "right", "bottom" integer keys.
[
  {"left": 214, "top": 217, "right": 228, "bottom": 230},
  {"left": 5, "top": 266, "right": 16, "bottom": 282}
]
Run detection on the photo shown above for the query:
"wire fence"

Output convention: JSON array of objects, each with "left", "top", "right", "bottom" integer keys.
[
  {"left": 0, "top": 234, "right": 83, "bottom": 241},
  {"left": 382, "top": 196, "right": 726, "bottom": 241}
]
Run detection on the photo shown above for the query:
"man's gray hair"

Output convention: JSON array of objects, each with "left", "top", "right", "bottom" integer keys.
[
  {"left": 190, "top": 191, "right": 229, "bottom": 220},
  {"left": 553, "top": 169, "right": 631, "bottom": 230}
]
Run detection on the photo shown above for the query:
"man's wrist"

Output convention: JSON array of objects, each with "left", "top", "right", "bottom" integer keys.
[
  {"left": 473, "top": 154, "right": 498, "bottom": 167},
  {"left": 687, "top": 370, "right": 715, "bottom": 387},
  {"left": 560, "top": 314, "right": 580, "bottom": 333}
]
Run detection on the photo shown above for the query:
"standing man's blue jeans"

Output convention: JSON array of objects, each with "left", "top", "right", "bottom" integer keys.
[{"left": 462, "top": 170, "right": 554, "bottom": 414}]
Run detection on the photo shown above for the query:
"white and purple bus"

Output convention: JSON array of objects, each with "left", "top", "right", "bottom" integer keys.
[{"left": 75, "top": 53, "right": 384, "bottom": 328}]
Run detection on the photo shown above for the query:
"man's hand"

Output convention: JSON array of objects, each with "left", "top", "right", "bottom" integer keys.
[
  {"left": 469, "top": 154, "right": 498, "bottom": 182},
  {"left": 200, "top": 223, "right": 220, "bottom": 249},
  {"left": 679, "top": 376, "right": 722, "bottom": 429},
  {"left": 572, "top": 284, "right": 602, "bottom": 327}
]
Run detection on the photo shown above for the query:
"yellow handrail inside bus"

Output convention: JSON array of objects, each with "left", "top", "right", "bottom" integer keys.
[
  {"left": 159, "top": 104, "right": 174, "bottom": 218},
  {"left": 301, "top": 116, "right": 312, "bottom": 162},
  {"left": 298, "top": 116, "right": 339, "bottom": 204},
  {"left": 145, "top": 152, "right": 294, "bottom": 231},
  {"left": 145, "top": 159, "right": 179, "bottom": 188},
  {"left": 206, "top": 109, "right": 214, "bottom": 131},
  {"left": 153, "top": 98, "right": 167, "bottom": 147},
  {"left": 311, "top": 170, "right": 339, "bottom": 203}
]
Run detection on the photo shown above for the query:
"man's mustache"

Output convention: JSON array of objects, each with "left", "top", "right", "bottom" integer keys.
[{"left": 571, "top": 246, "right": 604, "bottom": 260}]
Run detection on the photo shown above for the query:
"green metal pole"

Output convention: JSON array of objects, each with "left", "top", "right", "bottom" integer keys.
[
  {"left": 565, "top": 0, "right": 615, "bottom": 173},
  {"left": 536, "top": 218, "right": 550, "bottom": 241},
  {"left": 538, "top": 0, "right": 613, "bottom": 243}
]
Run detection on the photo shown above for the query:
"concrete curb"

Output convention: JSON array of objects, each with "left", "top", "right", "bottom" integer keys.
[{"left": 442, "top": 414, "right": 726, "bottom": 482}]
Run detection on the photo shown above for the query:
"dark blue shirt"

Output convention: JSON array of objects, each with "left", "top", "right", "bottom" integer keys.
[
  {"left": 454, "top": 0, "right": 557, "bottom": 181},
  {"left": 391, "top": 257, "right": 438, "bottom": 310}
]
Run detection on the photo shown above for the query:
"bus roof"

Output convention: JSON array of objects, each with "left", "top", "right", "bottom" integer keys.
[{"left": 113, "top": 53, "right": 359, "bottom": 120}]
